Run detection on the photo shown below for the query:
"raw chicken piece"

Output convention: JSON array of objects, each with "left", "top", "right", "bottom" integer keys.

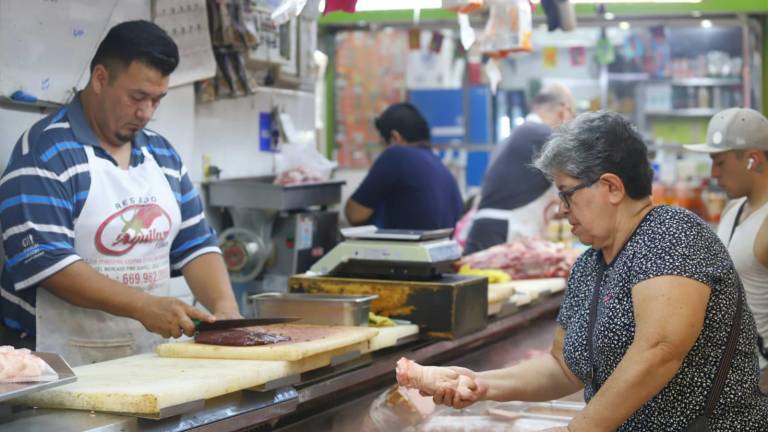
[
  {"left": 273, "top": 166, "right": 325, "bottom": 186},
  {"left": 396, "top": 357, "right": 477, "bottom": 400},
  {"left": 0, "top": 346, "right": 48, "bottom": 381}
]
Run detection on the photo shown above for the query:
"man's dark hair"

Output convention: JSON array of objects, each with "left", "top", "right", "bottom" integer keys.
[
  {"left": 90, "top": 20, "right": 179, "bottom": 78},
  {"left": 374, "top": 103, "right": 431, "bottom": 144}
]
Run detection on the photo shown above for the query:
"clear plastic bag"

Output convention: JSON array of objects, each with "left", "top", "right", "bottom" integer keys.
[
  {"left": 442, "top": 0, "right": 484, "bottom": 13},
  {"left": 480, "top": 0, "right": 533, "bottom": 58},
  {"left": 0, "top": 346, "right": 58, "bottom": 383},
  {"left": 367, "top": 386, "right": 577, "bottom": 432},
  {"left": 368, "top": 385, "right": 435, "bottom": 431},
  {"left": 271, "top": 0, "right": 308, "bottom": 25},
  {"left": 273, "top": 141, "right": 337, "bottom": 185}
]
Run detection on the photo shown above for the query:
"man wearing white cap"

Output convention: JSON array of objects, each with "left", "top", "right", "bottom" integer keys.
[{"left": 685, "top": 107, "right": 768, "bottom": 392}]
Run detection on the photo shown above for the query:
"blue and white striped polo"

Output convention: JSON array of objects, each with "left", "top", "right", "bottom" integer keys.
[{"left": 0, "top": 94, "right": 220, "bottom": 336}]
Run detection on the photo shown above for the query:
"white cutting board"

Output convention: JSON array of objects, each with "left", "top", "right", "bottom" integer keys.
[
  {"left": 488, "top": 282, "right": 516, "bottom": 316},
  {"left": 509, "top": 278, "right": 566, "bottom": 299},
  {"left": 156, "top": 325, "right": 378, "bottom": 361},
  {"left": 488, "top": 282, "right": 516, "bottom": 304},
  {"left": 363, "top": 325, "right": 419, "bottom": 353},
  {"left": 16, "top": 341, "right": 369, "bottom": 415}
]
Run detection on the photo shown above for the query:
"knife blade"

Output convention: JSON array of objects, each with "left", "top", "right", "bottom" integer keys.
[{"left": 192, "top": 317, "right": 300, "bottom": 332}]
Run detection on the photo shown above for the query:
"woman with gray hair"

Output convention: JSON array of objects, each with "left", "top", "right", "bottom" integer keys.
[{"left": 403, "top": 111, "right": 768, "bottom": 431}]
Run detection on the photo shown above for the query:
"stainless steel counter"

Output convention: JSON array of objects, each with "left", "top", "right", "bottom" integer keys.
[{"left": 0, "top": 295, "right": 562, "bottom": 432}]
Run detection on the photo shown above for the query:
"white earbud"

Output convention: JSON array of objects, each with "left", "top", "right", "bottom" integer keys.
[{"left": 747, "top": 158, "right": 756, "bottom": 170}]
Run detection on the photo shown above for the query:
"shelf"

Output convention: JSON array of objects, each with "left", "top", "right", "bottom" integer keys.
[
  {"left": 0, "top": 96, "right": 63, "bottom": 113},
  {"left": 607, "top": 75, "right": 741, "bottom": 86},
  {"left": 607, "top": 73, "right": 650, "bottom": 82},
  {"left": 645, "top": 108, "right": 720, "bottom": 117},
  {"left": 666, "top": 77, "right": 741, "bottom": 86}
]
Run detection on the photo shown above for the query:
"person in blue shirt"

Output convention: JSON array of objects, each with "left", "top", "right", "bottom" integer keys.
[
  {"left": 345, "top": 103, "right": 464, "bottom": 230},
  {"left": 0, "top": 21, "right": 240, "bottom": 365}
]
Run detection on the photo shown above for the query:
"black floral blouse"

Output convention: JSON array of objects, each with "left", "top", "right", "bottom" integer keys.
[{"left": 558, "top": 206, "right": 768, "bottom": 431}]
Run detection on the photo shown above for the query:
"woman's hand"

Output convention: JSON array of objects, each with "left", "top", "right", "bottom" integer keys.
[{"left": 430, "top": 376, "right": 488, "bottom": 409}]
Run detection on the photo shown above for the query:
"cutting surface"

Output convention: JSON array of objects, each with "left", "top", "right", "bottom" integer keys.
[
  {"left": 488, "top": 282, "right": 516, "bottom": 304},
  {"left": 510, "top": 278, "right": 566, "bottom": 297},
  {"left": 364, "top": 325, "right": 419, "bottom": 353},
  {"left": 15, "top": 340, "right": 370, "bottom": 415},
  {"left": 156, "top": 324, "right": 378, "bottom": 361}
]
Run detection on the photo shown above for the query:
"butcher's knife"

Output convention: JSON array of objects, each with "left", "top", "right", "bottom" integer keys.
[{"left": 192, "top": 317, "right": 300, "bottom": 332}]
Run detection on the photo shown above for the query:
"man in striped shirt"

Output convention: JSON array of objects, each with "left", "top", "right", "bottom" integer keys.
[{"left": 0, "top": 20, "right": 240, "bottom": 365}]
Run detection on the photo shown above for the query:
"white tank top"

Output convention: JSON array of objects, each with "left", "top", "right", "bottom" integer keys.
[{"left": 717, "top": 197, "right": 768, "bottom": 368}]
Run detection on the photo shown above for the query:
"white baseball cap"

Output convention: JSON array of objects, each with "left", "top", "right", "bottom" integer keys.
[{"left": 684, "top": 108, "right": 768, "bottom": 153}]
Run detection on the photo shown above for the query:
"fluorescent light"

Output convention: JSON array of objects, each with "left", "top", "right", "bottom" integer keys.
[
  {"left": 355, "top": 0, "right": 702, "bottom": 11},
  {"left": 355, "top": 0, "right": 441, "bottom": 11},
  {"left": 531, "top": 0, "right": 701, "bottom": 3},
  {"left": 604, "top": 12, "right": 615, "bottom": 20},
  {"left": 701, "top": 19, "right": 712, "bottom": 28},
  {"left": 619, "top": 21, "right": 630, "bottom": 30}
]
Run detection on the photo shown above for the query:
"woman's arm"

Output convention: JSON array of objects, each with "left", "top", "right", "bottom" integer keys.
[
  {"left": 433, "top": 326, "right": 584, "bottom": 408},
  {"left": 568, "top": 275, "right": 711, "bottom": 432},
  {"left": 478, "top": 326, "right": 584, "bottom": 401}
]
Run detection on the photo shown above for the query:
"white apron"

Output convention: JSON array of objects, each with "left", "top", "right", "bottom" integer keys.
[
  {"left": 471, "top": 186, "right": 558, "bottom": 242},
  {"left": 36, "top": 145, "right": 181, "bottom": 366}
]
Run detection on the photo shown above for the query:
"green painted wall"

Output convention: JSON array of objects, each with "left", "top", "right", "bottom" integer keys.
[
  {"left": 322, "top": 32, "right": 336, "bottom": 159},
  {"left": 763, "top": 17, "right": 767, "bottom": 116},
  {"left": 320, "top": 0, "right": 768, "bottom": 26}
]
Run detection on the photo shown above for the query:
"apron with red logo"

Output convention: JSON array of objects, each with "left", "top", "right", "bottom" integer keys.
[{"left": 36, "top": 145, "right": 181, "bottom": 366}]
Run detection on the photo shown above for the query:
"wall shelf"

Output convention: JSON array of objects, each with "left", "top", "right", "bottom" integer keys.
[
  {"left": 665, "top": 77, "right": 741, "bottom": 86},
  {"left": 646, "top": 108, "right": 721, "bottom": 117}
]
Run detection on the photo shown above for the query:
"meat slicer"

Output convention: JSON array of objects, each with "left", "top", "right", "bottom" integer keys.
[
  {"left": 306, "top": 226, "right": 462, "bottom": 281},
  {"left": 204, "top": 176, "right": 344, "bottom": 299}
]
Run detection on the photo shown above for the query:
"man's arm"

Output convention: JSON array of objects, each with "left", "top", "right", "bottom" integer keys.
[
  {"left": 568, "top": 275, "right": 710, "bottom": 432},
  {"left": 754, "top": 216, "right": 768, "bottom": 268},
  {"left": 345, "top": 198, "right": 373, "bottom": 226},
  {"left": 181, "top": 253, "right": 240, "bottom": 318},
  {"left": 42, "top": 261, "right": 215, "bottom": 338}
]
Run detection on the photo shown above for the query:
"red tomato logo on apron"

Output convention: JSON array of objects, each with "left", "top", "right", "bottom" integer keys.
[{"left": 95, "top": 204, "right": 172, "bottom": 256}]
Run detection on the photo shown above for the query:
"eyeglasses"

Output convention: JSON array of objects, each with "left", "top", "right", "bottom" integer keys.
[{"left": 558, "top": 179, "right": 598, "bottom": 210}]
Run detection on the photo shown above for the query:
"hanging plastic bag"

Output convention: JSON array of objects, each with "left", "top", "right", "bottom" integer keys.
[
  {"left": 458, "top": 13, "right": 476, "bottom": 51},
  {"left": 485, "top": 58, "right": 502, "bottom": 94},
  {"left": 557, "top": 0, "right": 577, "bottom": 31},
  {"left": 271, "top": 0, "right": 308, "bottom": 25},
  {"left": 442, "top": 0, "right": 484, "bottom": 14},
  {"left": 480, "top": 0, "right": 532, "bottom": 59}
]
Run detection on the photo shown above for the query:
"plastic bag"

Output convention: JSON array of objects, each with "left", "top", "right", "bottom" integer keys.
[
  {"left": 273, "top": 141, "right": 337, "bottom": 186},
  {"left": 480, "top": 0, "right": 532, "bottom": 59},
  {"left": 442, "top": 0, "right": 484, "bottom": 13},
  {"left": 271, "top": 0, "right": 308, "bottom": 25},
  {"left": 0, "top": 346, "right": 58, "bottom": 383},
  {"left": 368, "top": 384, "right": 435, "bottom": 431},
  {"left": 368, "top": 386, "right": 577, "bottom": 432}
]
